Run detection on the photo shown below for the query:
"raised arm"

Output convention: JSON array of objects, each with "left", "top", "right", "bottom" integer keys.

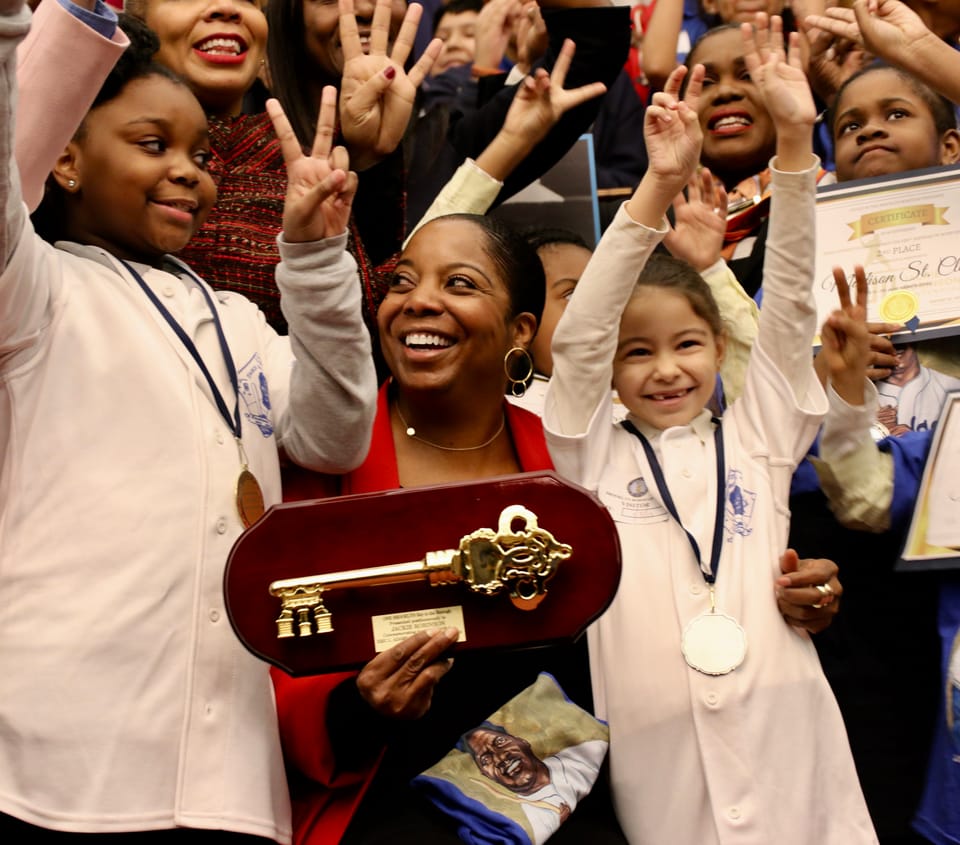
[
  {"left": 810, "top": 265, "right": 898, "bottom": 531},
  {"left": 804, "top": 0, "right": 960, "bottom": 103},
  {"left": 741, "top": 15, "right": 821, "bottom": 404},
  {"left": 640, "top": 0, "right": 686, "bottom": 93},
  {"left": 548, "top": 63, "right": 704, "bottom": 435},
  {"left": 2, "top": 0, "right": 31, "bottom": 269},
  {"left": 268, "top": 88, "right": 377, "bottom": 472},
  {"left": 15, "top": 0, "right": 127, "bottom": 212},
  {"left": 405, "top": 39, "right": 607, "bottom": 242}
]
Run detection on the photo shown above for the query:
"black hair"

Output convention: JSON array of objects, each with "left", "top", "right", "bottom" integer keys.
[
  {"left": 430, "top": 214, "right": 546, "bottom": 326},
  {"left": 684, "top": 21, "right": 741, "bottom": 78},
  {"left": 828, "top": 61, "right": 958, "bottom": 140},
  {"left": 87, "top": 14, "right": 185, "bottom": 118},
  {"left": 633, "top": 252, "right": 725, "bottom": 338},
  {"left": 433, "top": 0, "right": 484, "bottom": 34},
  {"left": 521, "top": 226, "right": 591, "bottom": 254},
  {"left": 267, "top": 0, "right": 418, "bottom": 150},
  {"left": 31, "top": 13, "right": 190, "bottom": 243},
  {"left": 456, "top": 721, "right": 508, "bottom": 757},
  {"left": 267, "top": 0, "right": 325, "bottom": 150},
  {"left": 409, "top": 214, "right": 545, "bottom": 391}
]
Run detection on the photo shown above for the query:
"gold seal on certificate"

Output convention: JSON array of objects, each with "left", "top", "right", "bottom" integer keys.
[
  {"left": 681, "top": 611, "right": 747, "bottom": 676},
  {"left": 879, "top": 289, "right": 919, "bottom": 324},
  {"left": 237, "top": 468, "right": 265, "bottom": 528}
]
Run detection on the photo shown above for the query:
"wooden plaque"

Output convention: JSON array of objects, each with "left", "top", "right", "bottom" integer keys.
[{"left": 223, "top": 471, "right": 621, "bottom": 675}]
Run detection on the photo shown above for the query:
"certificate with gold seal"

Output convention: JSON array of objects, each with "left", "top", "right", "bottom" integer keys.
[{"left": 814, "top": 165, "right": 960, "bottom": 346}]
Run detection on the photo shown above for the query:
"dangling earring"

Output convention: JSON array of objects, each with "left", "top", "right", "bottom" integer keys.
[{"left": 504, "top": 346, "right": 534, "bottom": 397}]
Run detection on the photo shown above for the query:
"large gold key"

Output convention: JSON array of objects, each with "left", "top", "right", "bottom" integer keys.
[{"left": 269, "top": 505, "right": 571, "bottom": 638}]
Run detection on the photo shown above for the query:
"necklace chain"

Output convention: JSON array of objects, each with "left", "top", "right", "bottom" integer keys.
[{"left": 395, "top": 405, "right": 506, "bottom": 452}]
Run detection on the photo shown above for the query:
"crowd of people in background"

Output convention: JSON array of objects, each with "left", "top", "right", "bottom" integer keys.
[{"left": 2, "top": 0, "right": 960, "bottom": 842}]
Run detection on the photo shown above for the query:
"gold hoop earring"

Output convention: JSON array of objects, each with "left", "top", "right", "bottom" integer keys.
[{"left": 504, "top": 346, "right": 534, "bottom": 397}]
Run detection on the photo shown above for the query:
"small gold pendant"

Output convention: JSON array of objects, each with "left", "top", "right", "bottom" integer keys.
[{"left": 237, "top": 468, "right": 265, "bottom": 529}]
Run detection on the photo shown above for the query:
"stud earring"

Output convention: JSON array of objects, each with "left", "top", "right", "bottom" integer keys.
[{"left": 67, "top": 179, "right": 77, "bottom": 189}]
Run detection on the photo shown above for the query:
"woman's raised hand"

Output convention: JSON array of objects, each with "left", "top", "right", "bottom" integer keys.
[
  {"left": 339, "top": 0, "right": 442, "bottom": 170},
  {"left": 268, "top": 87, "right": 357, "bottom": 243}
]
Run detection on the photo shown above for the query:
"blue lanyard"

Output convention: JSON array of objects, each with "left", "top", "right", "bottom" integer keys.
[
  {"left": 621, "top": 419, "right": 726, "bottom": 584},
  {"left": 120, "top": 259, "right": 242, "bottom": 441}
]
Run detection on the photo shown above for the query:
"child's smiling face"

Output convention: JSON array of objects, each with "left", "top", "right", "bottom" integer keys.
[
  {"left": 832, "top": 68, "right": 960, "bottom": 182},
  {"left": 613, "top": 287, "right": 725, "bottom": 431},
  {"left": 62, "top": 74, "right": 217, "bottom": 265}
]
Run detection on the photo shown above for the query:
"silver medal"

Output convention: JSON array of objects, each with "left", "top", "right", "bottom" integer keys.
[{"left": 681, "top": 611, "right": 747, "bottom": 676}]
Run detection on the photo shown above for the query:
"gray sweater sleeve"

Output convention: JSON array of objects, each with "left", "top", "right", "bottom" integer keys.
[{"left": 272, "top": 231, "right": 377, "bottom": 473}]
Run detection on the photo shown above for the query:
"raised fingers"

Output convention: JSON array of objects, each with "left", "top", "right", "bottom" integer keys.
[
  {"left": 311, "top": 85, "right": 338, "bottom": 160},
  {"left": 661, "top": 63, "right": 688, "bottom": 102},
  {"left": 557, "top": 79, "right": 607, "bottom": 112},
  {"left": 741, "top": 20, "right": 763, "bottom": 80},
  {"left": 831, "top": 265, "right": 853, "bottom": 311},
  {"left": 339, "top": 0, "right": 363, "bottom": 62},
  {"left": 682, "top": 63, "right": 704, "bottom": 113},
  {"left": 266, "top": 98, "right": 306, "bottom": 168},
  {"left": 852, "top": 264, "right": 868, "bottom": 311},
  {"left": 389, "top": 0, "right": 423, "bottom": 68},
  {"left": 369, "top": 0, "right": 395, "bottom": 57},
  {"left": 407, "top": 37, "right": 442, "bottom": 90},
  {"left": 548, "top": 38, "right": 576, "bottom": 91}
]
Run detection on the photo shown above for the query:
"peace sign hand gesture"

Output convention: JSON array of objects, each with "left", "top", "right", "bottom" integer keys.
[
  {"left": 338, "top": 0, "right": 442, "bottom": 170},
  {"left": 269, "top": 87, "right": 358, "bottom": 243},
  {"left": 817, "top": 265, "right": 873, "bottom": 404}
]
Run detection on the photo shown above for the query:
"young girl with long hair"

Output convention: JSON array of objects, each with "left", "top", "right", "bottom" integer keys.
[{"left": 543, "top": 18, "right": 877, "bottom": 843}]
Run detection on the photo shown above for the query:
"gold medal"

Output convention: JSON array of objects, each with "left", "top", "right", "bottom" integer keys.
[
  {"left": 681, "top": 611, "right": 747, "bottom": 676},
  {"left": 237, "top": 468, "right": 265, "bottom": 528}
]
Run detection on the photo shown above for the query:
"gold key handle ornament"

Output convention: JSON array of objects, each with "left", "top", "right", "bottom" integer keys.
[{"left": 268, "top": 505, "right": 571, "bottom": 638}]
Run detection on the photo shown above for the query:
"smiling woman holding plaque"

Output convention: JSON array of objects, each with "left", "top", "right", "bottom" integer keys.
[{"left": 274, "top": 210, "right": 630, "bottom": 845}]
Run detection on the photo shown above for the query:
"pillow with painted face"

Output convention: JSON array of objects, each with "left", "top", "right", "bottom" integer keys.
[{"left": 412, "top": 673, "right": 609, "bottom": 845}]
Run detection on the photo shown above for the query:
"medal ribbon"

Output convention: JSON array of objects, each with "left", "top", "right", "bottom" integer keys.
[
  {"left": 120, "top": 259, "right": 242, "bottom": 441},
  {"left": 621, "top": 420, "right": 725, "bottom": 585}
]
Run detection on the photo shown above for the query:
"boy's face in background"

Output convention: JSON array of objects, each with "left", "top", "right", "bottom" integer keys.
[
  {"left": 833, "top": 68, "right": 960, "bottom": 182},
  {"left": 531, "top": 242, "right": 592, "bottom": 378},
  {"left": 431, "top": 10, "right": 479, "bottom": 76}
]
